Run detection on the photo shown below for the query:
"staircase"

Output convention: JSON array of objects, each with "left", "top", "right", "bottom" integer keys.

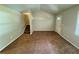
[{"left": 24, "top": 25, "right": 30, "bottom": 34}]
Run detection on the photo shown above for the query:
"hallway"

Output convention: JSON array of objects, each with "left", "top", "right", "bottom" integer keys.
[{"left": 1, "top": 31, "right": 79, "bottom": 54}]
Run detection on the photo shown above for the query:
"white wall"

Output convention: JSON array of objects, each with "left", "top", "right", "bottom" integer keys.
[
  {"left": 32, "top": 11, "right": 55, "bottom": 31},
  {"left": 0, "top": 5, "right": 25, "bottom": 51},
  {"left": 57, "top": 5, "right": 79, "bottom": 49}
]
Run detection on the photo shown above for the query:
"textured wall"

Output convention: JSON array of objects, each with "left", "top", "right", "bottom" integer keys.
[
  {"left": 32, "top": 11, "right": 55, "bottom": 31},
  {"left": 0, "top": 5, "right": 25, "bottom": 51},
  {"left": 57, "top": 5, "right": 79, "bottom": 49}
]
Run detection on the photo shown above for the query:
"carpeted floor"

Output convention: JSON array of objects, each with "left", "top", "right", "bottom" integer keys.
[{"left": 0, "top": 31, "right": 79, "bottom": 54}]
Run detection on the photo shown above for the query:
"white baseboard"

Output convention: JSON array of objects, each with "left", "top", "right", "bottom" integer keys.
[
  {"left": 34, "top": 30, "right": 54, "bottom": 31},
  {"left": 59, "top": 33, "right": 79, "bottom": 49},
  {"left": 0, "top": 28, "right": 25, "bottom": 51}
]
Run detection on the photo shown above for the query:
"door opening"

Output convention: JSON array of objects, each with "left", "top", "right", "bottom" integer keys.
[
  {"left": 55, "top": 16, "right": 62, "bottom": 34},
  {"left": 22, "top": 12, "right": 32, "bottom": 34}
]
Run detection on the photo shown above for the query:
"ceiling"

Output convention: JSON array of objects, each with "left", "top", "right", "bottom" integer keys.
[{"left": 2, "top": 4, "right": 75, "bottom": 14}]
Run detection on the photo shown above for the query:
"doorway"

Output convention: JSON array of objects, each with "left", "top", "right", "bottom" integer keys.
[
  {"left": 22, "top": 12, "right": 32, "bottom": 34},
  {"left": 55, "top": 16, "right": 62, "bottom": 34}
]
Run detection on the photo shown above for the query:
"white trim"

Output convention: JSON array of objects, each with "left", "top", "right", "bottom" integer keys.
[
  {"left": 0, "top": 28, "right": 25, "bottom": 51},
  {"left": 59, "top": 33, "right": 79, "bottom": 49}
]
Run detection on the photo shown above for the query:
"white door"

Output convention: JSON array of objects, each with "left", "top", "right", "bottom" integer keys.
[{"left": 55, "top": 16, "right": 62, "bottom": 34}]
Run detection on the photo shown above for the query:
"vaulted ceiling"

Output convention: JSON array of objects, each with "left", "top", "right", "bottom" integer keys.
[{"left": 2, "top": 4, "right": 75, "bottom": 14}]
